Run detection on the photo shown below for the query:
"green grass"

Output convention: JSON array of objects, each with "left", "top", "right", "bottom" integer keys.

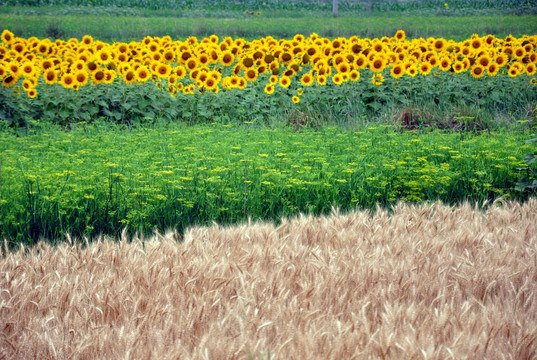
[
  {"left": 0, "top": 121, "right": 533, "bottom": 246},
  {"left": 3, "top": 13, "right": 537, "bottom": 42},
  {"left": 1, "top": 0, "right": 534, "bottom": 17}
]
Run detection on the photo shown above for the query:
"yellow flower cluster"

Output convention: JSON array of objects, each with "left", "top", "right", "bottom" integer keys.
[{"left": 1, "top": 29, "right": 536, "bottom": 100}]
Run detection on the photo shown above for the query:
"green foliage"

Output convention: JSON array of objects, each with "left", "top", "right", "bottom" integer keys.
[
  {"left": 0, "top": 122, "right": 532, "bottom": 246},
  {"left": 516, "top": 118, "right": 537, "bottom": 192},
  {"left": 1, "top": 70, "right": 535, "bottom": 129}
]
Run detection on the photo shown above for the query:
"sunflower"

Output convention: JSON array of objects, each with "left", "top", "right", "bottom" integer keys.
[
  {"left": 427, "top": 55, "right": 439, "bottom": 67},
  {"left": 279, "top": 52, "right": 293, "bottom": 64},
  {"left": 317, "top": 75, "right": 327, "bottom": 85},
  {"left": 279, "top": 75, "right": 291, "bottom": 88},
  {"left": 220, "top": 51, "right": 235, "bottom": 67},
  {"left": 42, "top": 68, "right": 57, "bottom": 84},
  {"left": 405, "top": 65, "right": 418, "bottom": 77},
  {"left": 21, "top": 62, "right": 36, "bottom": 77},
  {"left": 418, "top": 62, "right": 432, "bottom": 75},
  {"left": 86, "top": 62, "right": 99, "bottom": 73},
  {"left": 369, "top": 57, "right": 386, "bottom": 73},
  {"left": 0, "top": 64, "right": 6, "bottom": 78},
  {"left": 470, "top": 65, "right": 485, "bottom": 78},
  {"left": 281, "top": 68, "right": 295, "bottom": 78},
  {"left": 74, "top": 70, "right": 89, "bottom": 87},
  {"left": 390, "top": 64, "right": 404, "bottom": 78},
  {"left": 123, "top": 69, "right": 136, "bottom": 84},
  {"left": 92, "top": 70, "right": 106, "bottom": 84},
  {"left": 72, "top": 59, "right": 86, "bottom": 72},
  {"left": 22, "top": 79, "right": 33, "bottom": 91},
  {"left": 82, "top": 35, "right": 93, "bottom": 46},
  {"left": 439, "top": 57, "right": 452, "bottom": 71},
  {"left": 245, "top": 68, "right": 258, "bottom": 82},
  {"left": 300, "top": 72, "right": 314, "bottom": 86},
  {"left": 292, "top": 96, "right": 300, "bottom": 104},
  {"left": 209, "top": 70, "right": 221, "bottom": 82},
  {"left": 433, "top": 38, "right": 446, "bottom": 52},
  {"left": 237, "top": 77, "right": 247, "bottom": 89},
  {"left": 508, "top": 66, "right": 519, "bottom": 77},
  {"left": 526, "top": 63, "right": 536, "bottom": 76},
  {"left": 37, "top": 42, "right": 49, "bottom": 54},
  {"left": 186, "top": 58, "right": 198, "bottom": 71},
  {"left": 96, "top": 49, "right": 111, "bottom": 63},
  {"left": 372, "top": 41, "right": 384, "bottom": 53},
  {"left": 349, "top": 69, "right": 360, "bottom": 81},
  {"left": 2, "top": 75, "right": 18, "bottom": 87},
  {"left": 297, "top": 88, "right": 304, "bottom": 95},
  {"left": 152, "top": 52, "right": 162, "bottom": 62},
  {"left": 487, "top": 63, "right": 499, "bottom": 76},
  {"left": 103, "top": 70, "right": 116, "bottom": 84},
  {"left": 8, "top": 63, "right": 20, "bottom": 76},
  {"left": 135, "top": 66, "right": 150, "bottom": 83},
  {"left": 242, "top": 57, "right": 254, "bottom": 68},
  {"left": 60, "top": 73, "right": 75, "bottom": 88},
  {"left": 371, "top": 73, "right": 384, "bottom": 85},
  {"left": 13, "top": 42, "right": 26, "bottom": 54},
  {"left": 330, "top": 73, "right": 342, "bottom": 85},
  {"left": 513, "top": 46, "right": 526, "bottom": 60},
  {"left": 156, "top": 63, "right": 171, "bottom": 78},
  {"left": 530, "top": 78, "right": 537, "bottom": 85},
  {"left": 264, "top": 84, "right": 275, "bottom": 95},
  {"left": 228, "top": 76, "right": 239, "bottom": 87},
  {"left": 470, "top": 38, "right": 482, "bottom": 50},
  {"left": 336, "top": 62, "right": 350, "bottom": 74},
  {"left": 27, "top": 88, "right": 37, "bottom": 98},
  {"left": 174, "top": 66, "right": 186, "bottom": 79},
  {"left": 477, "top": 55, "right": 491, "bottom": 68},
  {"left": 204, "top": 77, "right": 218, "bottom": 90},
  {"left": 163, "top": 50, "right": 175, "bottom": 63},
  {"left": 1, "top": 30, "right": 14, "bottom": 44},
  {"left": 199, "top": 53, "right": 210, "bottom": 66},
  {"left": 395, "top": 30, "right": 406, "bottom": 41}
]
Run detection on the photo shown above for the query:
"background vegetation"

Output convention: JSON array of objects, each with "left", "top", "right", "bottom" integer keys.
[{"left": 1, "top": 0, "right": 536, "bottom": 41}]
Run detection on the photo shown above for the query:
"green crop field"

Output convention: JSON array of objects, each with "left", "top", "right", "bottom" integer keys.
[
  {"left": 0, "top": 122, "right": 534, "bottom": 245},
  {"left": 1, "top": 0, "right": 537, "bottom": 246}
]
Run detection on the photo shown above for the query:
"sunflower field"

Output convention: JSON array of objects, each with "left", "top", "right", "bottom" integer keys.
[{"left": 1, "top": 29, "right": 536, "bottom": 127}]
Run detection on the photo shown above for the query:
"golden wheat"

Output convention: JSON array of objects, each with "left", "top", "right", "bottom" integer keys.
[{"left": 1, "top": 199, "right": 537, "bottom": 359}]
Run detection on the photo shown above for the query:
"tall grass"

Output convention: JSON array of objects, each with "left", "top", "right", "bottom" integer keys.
[{"left": 1, "top": 199, "right": 536, "bottom": 358}]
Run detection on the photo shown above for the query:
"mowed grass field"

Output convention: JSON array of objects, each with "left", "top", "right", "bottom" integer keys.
[{"left": 1, "top": 200, "right": 536, "bottom": 358}]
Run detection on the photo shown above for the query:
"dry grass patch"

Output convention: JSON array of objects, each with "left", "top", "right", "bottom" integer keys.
[{"left": 1, "top": 199, "right": 537, "bottom": 359}]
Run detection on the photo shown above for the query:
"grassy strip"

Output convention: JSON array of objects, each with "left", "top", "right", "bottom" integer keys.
[
  {"left": 3, "top": 14, "right": 537, "bottom": 41},
  {"left": 1, "top": 0, "right": 535, "bottom": 17},
  {"left": 0, "top": 122, "right": 532, "bottom": 246}
]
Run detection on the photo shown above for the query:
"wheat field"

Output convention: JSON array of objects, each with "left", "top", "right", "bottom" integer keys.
[{"left": 1, "top": 199, "right": 536, "bottom": 359}]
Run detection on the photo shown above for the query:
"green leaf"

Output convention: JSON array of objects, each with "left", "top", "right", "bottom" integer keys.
[{"left": 524, "top": 153, "right": 537, "bottom": 164}]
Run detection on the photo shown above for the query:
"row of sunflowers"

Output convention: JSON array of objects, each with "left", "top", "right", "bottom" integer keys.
[{"left": 1, "top": 29, "right": 536, "bottom": 100}]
